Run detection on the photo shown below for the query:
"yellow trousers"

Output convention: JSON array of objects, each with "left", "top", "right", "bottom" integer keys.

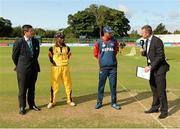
[{"left": 50, "top": 65, "right": 73, "bottom": 104}]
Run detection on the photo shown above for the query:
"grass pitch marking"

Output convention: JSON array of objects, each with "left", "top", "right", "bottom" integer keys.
[{"left": 117, "top": 79, "right": 167, "bottom": 129}]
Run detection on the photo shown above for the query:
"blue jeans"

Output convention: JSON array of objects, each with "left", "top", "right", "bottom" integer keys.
[{"left": 97, "top": 67, "right": 117, "bottom": 104}]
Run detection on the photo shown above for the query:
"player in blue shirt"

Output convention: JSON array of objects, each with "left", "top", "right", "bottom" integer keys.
[{"left": 94, "top": 26, "right": 121, "bottom": 110}]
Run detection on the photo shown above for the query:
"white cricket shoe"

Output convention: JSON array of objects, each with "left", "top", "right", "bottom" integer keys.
[
  {"left": 47, "top": 103, "right": 55, "bottom": 109},
  {"left": 68, "top": 102, "right": 76, "bottom": 106}
]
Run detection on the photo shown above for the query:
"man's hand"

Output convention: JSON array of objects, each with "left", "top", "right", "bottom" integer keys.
[{"left": 144, "top": 66, "right": 151, "bottom": 73}]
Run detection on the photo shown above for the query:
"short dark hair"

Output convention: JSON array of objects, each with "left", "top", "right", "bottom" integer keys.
[
  {"left": 22, "top": 24, "right": 33, "bottom": 34},
  {"left": 141, "top": 25, "right": 153, "bottom": 35}
]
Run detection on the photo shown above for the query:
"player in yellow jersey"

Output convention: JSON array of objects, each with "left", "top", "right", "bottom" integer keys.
[{"left": 47, "top": 33, "right": 76, "bottom": 109}]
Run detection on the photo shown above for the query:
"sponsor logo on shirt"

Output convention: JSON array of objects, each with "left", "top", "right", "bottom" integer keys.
[{"left": 102, "top": 47, "right": 114, "bottom": 52}]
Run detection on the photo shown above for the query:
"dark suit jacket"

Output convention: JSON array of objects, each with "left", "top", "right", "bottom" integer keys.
[
  {"left": 141, "top": 35, "right": 170, "bottom": 75},
  {"left": 12, "top": 37, "right": 40, "bottom": 73}
]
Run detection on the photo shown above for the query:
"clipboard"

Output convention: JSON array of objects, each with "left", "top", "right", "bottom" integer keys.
[{"left": 136, "top": 66, "right": 151, "bottom": 80}]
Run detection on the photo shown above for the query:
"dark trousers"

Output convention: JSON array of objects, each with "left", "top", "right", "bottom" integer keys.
[
  {"left": 97, "top": 67, "right": 117, "bottom": 104},
  {"left": 149, "top": 72, "right": 168, "bottom": 113},
  {"left": 17, "top": 70, "right": 38, "bottom": 108}
]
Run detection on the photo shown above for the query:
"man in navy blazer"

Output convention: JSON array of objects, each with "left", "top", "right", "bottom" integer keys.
[
  {"left": 140, "top": 25, "right": 170, "bottom": 119},
  {"left": 12, "top": 24, "right": 41, "bottom": 115}
]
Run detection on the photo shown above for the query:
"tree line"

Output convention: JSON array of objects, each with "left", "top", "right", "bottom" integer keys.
[
  {"left": 0, "top": 18, "right": 57, "bottom": 38},
  {"left": 1, "top": 4, "right": 180, "bottom": 38}
]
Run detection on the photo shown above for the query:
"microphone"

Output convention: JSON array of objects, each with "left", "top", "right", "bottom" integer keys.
[{"left": 140, "top": 40, "right": 144, "bottom": 48}]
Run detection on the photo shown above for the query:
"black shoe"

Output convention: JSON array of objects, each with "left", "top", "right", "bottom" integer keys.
[
  {"left": 19, "top": 107, "right": 26, "bottom": 115},
  {"left": 144, "top": 108, "right": 159, "bottom": 113},
  {"left": 159, "top": 112, "right": 168, "bottom": 119},
  {"left": 29, "top": 105, "right": 41, "bottom": 111}
]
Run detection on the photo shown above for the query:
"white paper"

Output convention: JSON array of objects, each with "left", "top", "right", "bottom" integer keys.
[{"left": 136, "top": 66, "right": 150, "bottom": 80}]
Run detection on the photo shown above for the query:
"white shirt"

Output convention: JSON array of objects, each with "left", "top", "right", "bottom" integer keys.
[
  {"left": 146, "top": 35, "right": 152, "bottom": 54},
  {"left": 146, "top": 35, "right": 153, "bottom": 63},
  {"left": 24, "top": 36, "right": 31, "bottom": 41},
  {"left": 24, "top": 36, "right": 33, "bottom": 56}
]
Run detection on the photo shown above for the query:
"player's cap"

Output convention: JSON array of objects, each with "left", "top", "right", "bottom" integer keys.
[{"left": 103, "top": 26, "right": 113, "bottom": 33}]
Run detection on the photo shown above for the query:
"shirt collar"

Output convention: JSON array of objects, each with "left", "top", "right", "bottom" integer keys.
[
  {"left": 24, "top": 36, "right": 31, "bottom": 41},
  {"left": 148, "top": 35, "right": 153, "bottom": 41}
]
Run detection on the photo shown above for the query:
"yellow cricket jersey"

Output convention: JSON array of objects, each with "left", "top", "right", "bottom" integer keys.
[{"left": 52, "top": 45, "right": 71, "bottom": 66}]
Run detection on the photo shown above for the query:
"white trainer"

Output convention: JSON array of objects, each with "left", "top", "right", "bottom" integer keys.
[
  {"left": 68, "top": 102, "right": 76, "bottom": 106},
  {"left": 47, "top": 103, "right": 54, "bottom": 109}
]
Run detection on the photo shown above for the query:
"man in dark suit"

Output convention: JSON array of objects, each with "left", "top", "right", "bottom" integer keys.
[
  {"left": 12, "top": 24, "right": 41, "bottom": 115},
  {"left": 140, "top": 25, "right": 170, "bottom": 119}
]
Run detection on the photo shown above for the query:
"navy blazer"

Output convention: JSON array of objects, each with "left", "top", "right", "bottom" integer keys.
[{"left": 12, "top": 37, "right": 40, "bottom": 73}]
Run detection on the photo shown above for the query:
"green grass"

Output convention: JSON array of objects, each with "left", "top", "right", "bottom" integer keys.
[
  {"left": 0, "top": 46, "right": 180, "bottom": 128},
  {"left": 0, "top": 39, "right": 15, "bottom": 44}
]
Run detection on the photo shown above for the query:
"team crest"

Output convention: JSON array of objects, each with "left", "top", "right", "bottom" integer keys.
[
  {"left": 110, "top": 43, "right": 114, "bottom": 46},
  {"left": 102, "top": 42, "right": 106, "bottom": 47}
]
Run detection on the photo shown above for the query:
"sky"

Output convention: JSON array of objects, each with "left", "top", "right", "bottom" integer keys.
[{"left": 0, "top": 0, "right": 180, "bottom": 33}]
